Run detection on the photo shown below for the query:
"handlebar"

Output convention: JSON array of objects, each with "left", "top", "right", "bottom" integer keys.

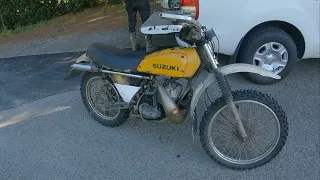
[{"left": 158, "top": 12, "right": 216, "bottom": 48}]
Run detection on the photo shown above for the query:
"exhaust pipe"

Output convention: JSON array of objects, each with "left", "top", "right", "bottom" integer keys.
[
  {"left": 71, "top": 64, "right": 92, "bottom": 71},
  {"left": 158, "top": 83, "right": 186, "bottom": 124},
  {"left": 71, "top": 63, "right": 151, "bottom": 80}
]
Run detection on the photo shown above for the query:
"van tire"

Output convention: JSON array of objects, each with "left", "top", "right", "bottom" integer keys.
[{"left": 238, "top": 27, "right": 297, "bottom": 85}]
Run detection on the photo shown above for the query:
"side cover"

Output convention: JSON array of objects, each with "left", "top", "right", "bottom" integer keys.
[{"left": 137, "top": 47, "right": 201, "bottom": 78}]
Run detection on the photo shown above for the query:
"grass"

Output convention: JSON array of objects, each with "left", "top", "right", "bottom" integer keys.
[
  {"left": 0, "top": 4, "right": 125, "bottom": 37},
  {"left": 0, "top": 15, "right": 70, "bottom": 37},
  {"left": 1, "top": 21, "right": 50, "bottom": 36}
]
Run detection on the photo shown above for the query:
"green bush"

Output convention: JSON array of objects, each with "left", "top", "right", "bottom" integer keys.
[
  {"left": 67, "top": 0, "right": 101, "bottom": 12},
  {"left": 108, "top": 0, "right": 122, "bottom": 5},
  {"left": 0, "top": 0, "right": 123, "bottom": 31}
]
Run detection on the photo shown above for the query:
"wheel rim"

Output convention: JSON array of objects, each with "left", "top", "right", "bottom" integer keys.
[
  {"left": 86, "top": 77, "right": 120, "bottom": 120},
  {"left": 253, "top": 42, "right": 288, "bottom": 74},
  {"left": 208, "top": 100, "right": 281, "bottom": 165}
]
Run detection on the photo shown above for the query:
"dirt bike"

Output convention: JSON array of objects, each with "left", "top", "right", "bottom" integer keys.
[{"left": 64, "top": 12, "right": 288, "bottom": 170}]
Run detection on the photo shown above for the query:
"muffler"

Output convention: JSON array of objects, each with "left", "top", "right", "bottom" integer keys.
[
  {"left": 71, "top": 64, "right": 93, "bottom": 71},
  {"left": 158, "top": 83, "right": 186, "bottom": 124}
]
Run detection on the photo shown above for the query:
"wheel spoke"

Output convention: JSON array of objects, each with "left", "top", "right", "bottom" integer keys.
[
  {"left": 218, "top": 122, "right": 235, "bottom": 132},
  {"left": 254, "top": 53, "right": 265, "bottom": 65},
  {"left": 226, "top": 140, "right": 235, "bottom": 157},
  {"left": 216, "top": 141, "right": 232, "bottom": 148},
  {"left": 242, "top": 142, "right": 249, "bottom": 160},
  {"left": 212, "top": 131, "right": 232, "bottom": 139},
  {"left": 214, "top": 124, "right": 234, "bottom": 136},
  {"left": 253, "top": 142, "right": 266, "bottom": 157},
  {"left": 274, "top": 61, "right": 286, "bottom": 69},
  {"left": 219, "top": 113, "right": 237, "bottom": 130},
  {"left": 254, "top": 125, "right": 271, "bottom": 131},
  {"left": 237, "top": 142, "right": 242, "bottom": 160},
  {"left": 218, "top": 134, "right": 234, "bottom": 154},
  {"left": 265, "top": 43, "right": 272, "bottom": 53},
  {"left": 247, "top": 140, "right": 256, "bottom": 157},
  {"left": 277, "top": 45, "right": 287, "bottom": 56}
]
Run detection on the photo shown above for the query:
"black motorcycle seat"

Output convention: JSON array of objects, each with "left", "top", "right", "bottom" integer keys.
[{"left": 86, "top": 43, "right": 149, "bottom": 71}]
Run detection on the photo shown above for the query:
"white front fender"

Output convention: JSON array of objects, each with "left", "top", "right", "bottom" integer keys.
[
  {"left": 189, "top": 63, "right": 280, "bottom": 139},
  {"left": 219, "top": 63, "right": 281, "bottom": 79}
]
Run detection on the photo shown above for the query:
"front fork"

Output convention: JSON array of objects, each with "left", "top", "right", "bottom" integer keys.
[{"left": 202, "top": 43, "right": 248, "bottom": 141}]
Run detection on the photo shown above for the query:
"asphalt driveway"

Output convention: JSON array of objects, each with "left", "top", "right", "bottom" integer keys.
[{"left": 0, "top": 53, "right": 319, "bottom": 180}]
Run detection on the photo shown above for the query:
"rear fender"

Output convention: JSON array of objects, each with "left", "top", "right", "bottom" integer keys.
[
  {"left": 189, "top": 63, "right": 281, "bottom": 139},
  {"left": 64, "top": 54, "right": 90, "bottom": 80},
  {"left": 75, "top": 53, "right": 89, "bottom": 63}
]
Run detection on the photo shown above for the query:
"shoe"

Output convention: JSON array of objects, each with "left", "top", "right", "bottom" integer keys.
[
  {"left": 130, "top": 32, "right": 137, "bottom": 51},
  {"left": 145, "top": 35, "right": 159, "bottom": 53}
]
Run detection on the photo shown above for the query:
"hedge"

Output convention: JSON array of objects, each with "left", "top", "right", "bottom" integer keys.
[{"left": 0, "top": 0, "right": 123, "bottom": 31}]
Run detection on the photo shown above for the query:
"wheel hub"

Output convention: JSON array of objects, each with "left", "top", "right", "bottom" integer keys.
[
  {"left": 265, "top": 53, "right": 276, "bottom": 64},
  {"left": 231, "top": 120, "right": 256, "bottom": 141},
  {"left": 95, "top": 93, "right": 110, "bottom": 111},
  {"left": 253, "top": 42, "right": 289, "bottom": 74}
]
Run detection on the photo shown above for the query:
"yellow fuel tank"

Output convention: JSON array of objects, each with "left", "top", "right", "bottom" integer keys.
[{"left": 137, "top": 47, "right": 201, "bottom": 78}]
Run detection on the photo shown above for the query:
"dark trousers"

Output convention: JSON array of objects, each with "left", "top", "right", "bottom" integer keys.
[{"left": 125, "top": 0, "right": 150, "bottom": 33}]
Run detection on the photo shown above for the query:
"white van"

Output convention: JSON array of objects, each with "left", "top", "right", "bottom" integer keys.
[{"left": 160, "top": 0, "right": 320, "bottom": 84}]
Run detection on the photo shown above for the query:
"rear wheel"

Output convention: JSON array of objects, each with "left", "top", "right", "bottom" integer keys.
[
  {"left": 80, "top": 72, "right": 130, "bottom": 127},
  {"left": 200, "top": 90, "right": 288, "bottom": 170},
  {"left": 238, "top": 27, "right": 297, "bottom": 84}
]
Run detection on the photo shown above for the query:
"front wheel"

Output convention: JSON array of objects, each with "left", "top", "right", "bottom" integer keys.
[{"left": 200, "top": 90, "right": 288, "bottom": 170}]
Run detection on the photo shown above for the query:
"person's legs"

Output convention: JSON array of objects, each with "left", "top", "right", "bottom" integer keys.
[
  {"left": 137, "top": 0, "right": 158, "bottom": 52},
  {"left": 137, "top": 0, "right": 150, "bottom": 23},
  {"left": 125, "top": 0, "right": 138, "bottom": 51}
]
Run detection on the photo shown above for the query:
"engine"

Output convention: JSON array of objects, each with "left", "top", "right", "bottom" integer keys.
[
  {"left": 163, "top": 81, "right": 183, "bottom": 101},
  {"left": 138, "top": 80, "right": 183, "bottom": 121}
]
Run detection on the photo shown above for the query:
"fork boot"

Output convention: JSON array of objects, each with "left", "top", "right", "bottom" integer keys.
[{"left": 130, "top": 32, "right": 137, "bottom": 51}]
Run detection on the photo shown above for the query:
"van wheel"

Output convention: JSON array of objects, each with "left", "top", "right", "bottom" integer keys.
[{"left": 238, "top": 27, "right": 297, "bottom": 85}]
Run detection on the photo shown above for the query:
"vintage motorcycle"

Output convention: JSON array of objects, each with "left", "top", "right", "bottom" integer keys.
[{"left": 64, "top": 13, "right": 288, "bottom": 170}]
